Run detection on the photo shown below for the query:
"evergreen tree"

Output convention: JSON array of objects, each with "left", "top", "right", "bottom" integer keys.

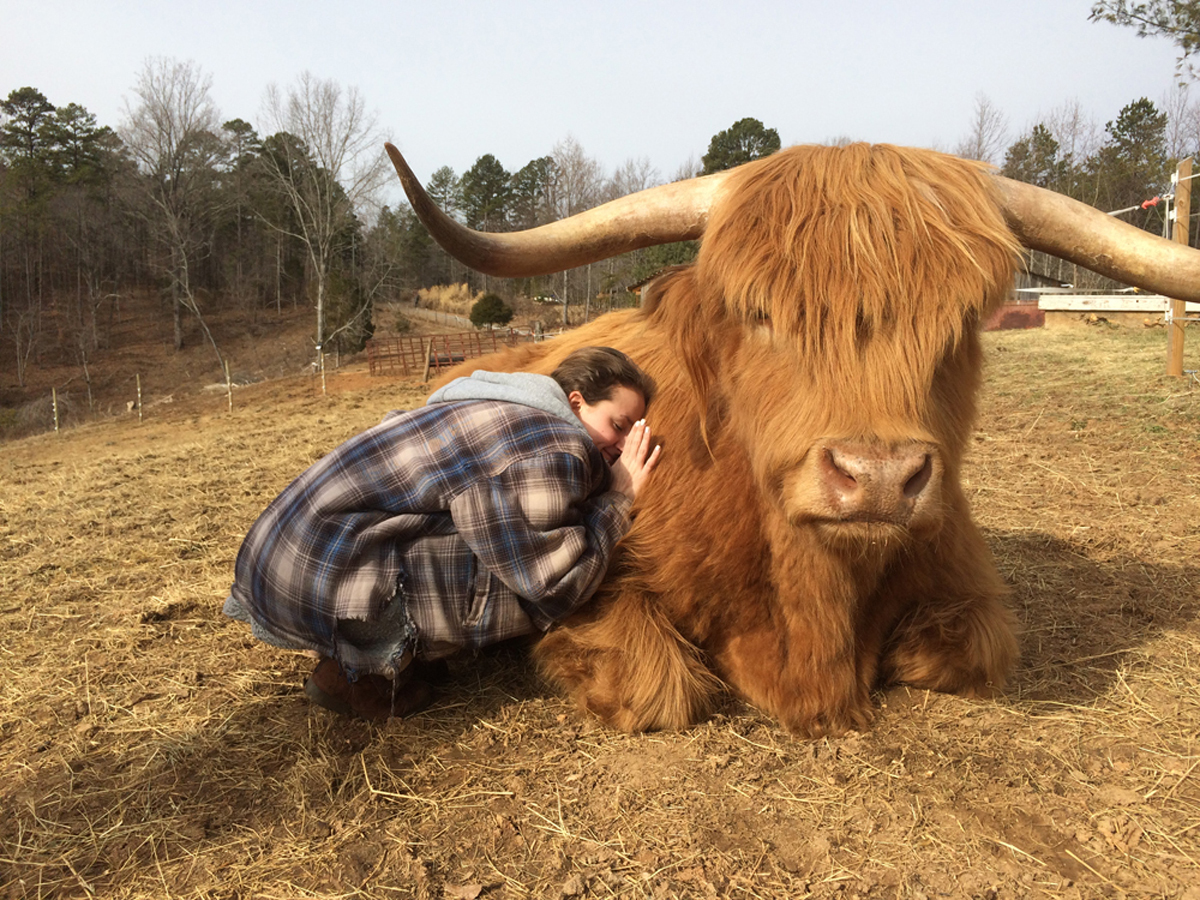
[
  {"left": 425, "top": 166, "right": 462, "bottom": 219},
  {"left": 369, "top": 203, "right": 435, "bottom": 292},
  {"left": 218, "top": 118, "right": 265, "bottom": 315},
  {"left": 1002, "top": 124, "right": 1066, "bottom": 189},
  {"left": 1088, "top": 98, "right": 1170, "bottom": 233},
  {"left": 701, "top": 118, "right": 781, "bottom": 174},
  {"left": 469, "top": 292, "right": 513, "bottom": 328},
  {"left": 0, "top": 87, "right": 59, "bottom": 383},
  {"left": 0, "top": 87, "right": 56, "bottom": 164},
  {"left": 460, "top": 154, "right": 511, "bottom": 231},
  {"left": 1, "top": 87, "right": 58, "bottom": 202},
  {"left": 420, "top": 165, "right": 465, "bottom": 285},
  {"left": 45, "top": 103, "right": 114, "bottom": 184},
  {"left": 510, "top": 156, "right": 555, "bottom": 229}
]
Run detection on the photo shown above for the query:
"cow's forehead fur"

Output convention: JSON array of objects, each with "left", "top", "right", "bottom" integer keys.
[
  {"left": 696, "top": 143, "right": 1021, "bottom": 361},
  {"left": 625, "top": 143, "right": 1025, "bottom": 460}
]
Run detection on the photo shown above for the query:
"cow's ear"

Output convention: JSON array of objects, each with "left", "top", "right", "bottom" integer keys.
[
  {"left": 635, "top": 264, "right": 693, "bottom": 318},
  {"left": 634, "top": 265, "right": 724, "bottom": 446},
  {"left": 681, "top": 321, "right": 727, "bottom": 452}
]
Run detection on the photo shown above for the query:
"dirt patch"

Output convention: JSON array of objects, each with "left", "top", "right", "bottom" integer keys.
[
  {"left": 1, "top": 325, "right": 1199, "bottom": 898},
  {"left": 984, "top": 302, "right": 1045, "bottom": 330}
]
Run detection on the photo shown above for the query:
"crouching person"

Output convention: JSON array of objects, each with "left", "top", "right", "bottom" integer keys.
[{"left": 223, "top": 347, "right": 660, "bottom": 721}]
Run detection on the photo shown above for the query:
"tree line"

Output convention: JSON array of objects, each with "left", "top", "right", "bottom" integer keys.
[
  {"left": 954, "top": 91, "right": 1186, "bottom": 286},
  {"left": 0, "top": 60, "right": 396, "bottom": 392},
  {"left": 0, "top": 52, "right": 1192, "bottom": 399}
]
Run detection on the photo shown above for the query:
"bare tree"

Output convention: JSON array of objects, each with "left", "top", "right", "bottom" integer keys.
[
  {"left": 547, "top": 137, "right": 605, "bottom": 324},
  {"left": 549, "top": 136, "right": 604, "bottom": 218},
  {"left": 259, "top": 73, "right": 388, "bottom": 358},
  {"left": 604, "top": 156, "right": 659, "bottom": 202},
  {"left": 8, "top": 301, "right": 41, "bottom": 388},
  {"left": 956, "top": 93, "right": 1009, "bottom": 164},
  {"left": 1015, "top": 100, "right": 1103, "bottom": 285},
  {"left": 1045, "top": 99, "right": 1102, "bottom": 173},
  {"left": 672, "top": 154, "right": 703, "bottom": 182},
  {"left": 121, "top": 57, "right": 224, "bottom": 361},
  {"left": 1162, "top": 84, "right": 1200, "bottom": 159}
]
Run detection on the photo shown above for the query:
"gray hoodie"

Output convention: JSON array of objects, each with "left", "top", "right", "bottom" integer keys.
[{"left": 426, "top": 370, "right": 589, "bottom": 439}]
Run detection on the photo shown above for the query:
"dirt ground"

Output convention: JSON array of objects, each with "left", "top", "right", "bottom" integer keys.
[{"left": 2, "top": 320, "right": 1199, "bottom": 899}]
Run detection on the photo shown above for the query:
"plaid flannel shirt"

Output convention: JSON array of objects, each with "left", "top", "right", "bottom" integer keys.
[{"left": 228, "top": 397, "right": 631, "bottom": 662}]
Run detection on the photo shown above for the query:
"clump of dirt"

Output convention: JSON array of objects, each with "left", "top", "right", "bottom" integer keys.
[{"left": 1, "top": 324, "right": 1198, "bottom": 898}]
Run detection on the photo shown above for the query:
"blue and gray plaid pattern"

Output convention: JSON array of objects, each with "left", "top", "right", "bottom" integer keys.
[{"left": 228, "top": 399, "right": 631, "bottom": 662}]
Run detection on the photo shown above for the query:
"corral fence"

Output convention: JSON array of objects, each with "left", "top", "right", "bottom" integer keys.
[{"left": 365, "top": 329, "right": 539, "bottom": 378}]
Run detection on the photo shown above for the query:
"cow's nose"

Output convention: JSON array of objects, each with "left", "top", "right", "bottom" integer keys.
[{"left": 820, "top": 442, "right": 937, "bottom": 523}]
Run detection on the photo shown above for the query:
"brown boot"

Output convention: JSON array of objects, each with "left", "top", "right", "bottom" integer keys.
[{"left": 303, "top": 657, "right": 432, "bottom": 722}]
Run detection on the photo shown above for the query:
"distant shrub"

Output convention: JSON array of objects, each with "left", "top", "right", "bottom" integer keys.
[
  {"left": 470, "top": 293, "right": 515, "bottom": 329},
  {"left": 393, "top": 313, "right": 413, "bottom": 334},
  {"left": 0, "top": 393, "right": 78, "bottom": 442}
]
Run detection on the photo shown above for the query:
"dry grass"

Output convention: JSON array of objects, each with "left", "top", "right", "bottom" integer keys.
[
  {"left": 415, "top": 285, "right": 483, "bottom": 316},
  {"left": 2, "top": 324, "right": 1199, "bottom": 899}
]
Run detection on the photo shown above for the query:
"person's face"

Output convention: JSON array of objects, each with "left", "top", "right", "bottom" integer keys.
[{"left": 568, "top": 385, "right": 646, "bottom": 465}]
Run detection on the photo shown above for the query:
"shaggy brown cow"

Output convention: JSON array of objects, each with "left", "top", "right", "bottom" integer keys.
[{"left": 385, "top": 141, "right": 1200, "bottom": 737}]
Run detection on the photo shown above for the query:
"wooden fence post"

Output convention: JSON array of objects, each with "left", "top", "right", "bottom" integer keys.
[{"left": 1167, "top": 157, "right": 1192, "bottom": 377}]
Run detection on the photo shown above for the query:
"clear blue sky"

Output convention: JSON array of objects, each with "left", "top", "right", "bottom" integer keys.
[{"left": 2, "top": 0, "right": 1180, "bottom": 192}]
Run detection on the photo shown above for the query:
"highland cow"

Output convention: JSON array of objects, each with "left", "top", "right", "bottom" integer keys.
[{"left": 386, "top": 140, "right": 1200, "bottom": 737}]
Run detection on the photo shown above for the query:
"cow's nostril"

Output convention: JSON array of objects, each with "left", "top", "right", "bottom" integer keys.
[
  {"left": 825, "top": 448, "right": 860, "bottom": 487},
  {"left": 903, "top": 454, "right": 933, "bottom": 500}
]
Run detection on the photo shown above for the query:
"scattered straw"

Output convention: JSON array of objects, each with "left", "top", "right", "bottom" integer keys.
[{"left": 1, "top": 326, "right": 1198, "bottom": 897}]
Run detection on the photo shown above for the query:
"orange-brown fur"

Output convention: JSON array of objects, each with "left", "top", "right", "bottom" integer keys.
[{"left": 439, "top": 144, "right": 1022, "bottom": 737}]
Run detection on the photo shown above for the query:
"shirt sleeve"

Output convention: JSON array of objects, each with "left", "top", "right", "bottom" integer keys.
[{"left": 447, "top": 451, "right": 632, "bottom": 627}]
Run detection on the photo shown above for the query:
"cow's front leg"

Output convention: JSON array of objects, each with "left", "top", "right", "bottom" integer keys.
[
  {"left": 535, "top": 587, "right": 722, "bottom": 733},
  {"left": 710, "top": 570, "right": 875, "bottom": 739},
  {"left": 876, "top": 514, "right": 1018, "bottom": 697}
]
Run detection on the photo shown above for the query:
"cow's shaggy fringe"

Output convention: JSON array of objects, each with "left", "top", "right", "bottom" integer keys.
[{"left": 691, "top": 144, "right": 1022, "bottom": 442}]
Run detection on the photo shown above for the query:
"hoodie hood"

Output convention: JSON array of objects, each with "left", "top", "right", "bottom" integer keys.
[{"left": 426, "top": 370, "right": 589, "bottom": 438}]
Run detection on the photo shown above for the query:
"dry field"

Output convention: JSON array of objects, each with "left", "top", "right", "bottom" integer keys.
[{"left": 2, "top": 323, "right": 1199, "bottom": 899}]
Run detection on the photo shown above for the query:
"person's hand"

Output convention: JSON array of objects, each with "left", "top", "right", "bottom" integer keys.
[{"left": 608, "top": 420, "right": 661, "bottom": 502}]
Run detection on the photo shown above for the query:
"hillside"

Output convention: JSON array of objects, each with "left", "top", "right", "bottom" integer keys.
[{"left": 0, "top": 295, "right": 462, "bottom": 440}]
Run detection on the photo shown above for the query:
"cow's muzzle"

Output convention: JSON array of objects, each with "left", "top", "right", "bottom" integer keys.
[{"left": 784, "top": 440, "right": 944, "bottom": 532}]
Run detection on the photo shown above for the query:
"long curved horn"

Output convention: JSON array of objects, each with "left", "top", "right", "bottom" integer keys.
[
  {"left": 385, "top": 142, "right": 730, "bottom": 278},
  {"left": 389, "top": 141, "right": 1200, "bottom": 302},
  {"left": 996, "top": 176, "right": 1200, "bottom": 302}
]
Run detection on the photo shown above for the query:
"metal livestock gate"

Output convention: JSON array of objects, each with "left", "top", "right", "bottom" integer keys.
[{"left": 365, "top": 330, "right": 537, "bottom": 378}]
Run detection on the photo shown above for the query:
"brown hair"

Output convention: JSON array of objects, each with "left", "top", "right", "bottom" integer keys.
[{"left": 550, "top": 346, "right": 655, "bottom": 407}]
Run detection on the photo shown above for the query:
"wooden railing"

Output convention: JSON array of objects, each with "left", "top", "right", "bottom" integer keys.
[{"left": 365, "top": 330, "right": 537, "bottom": 377}]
